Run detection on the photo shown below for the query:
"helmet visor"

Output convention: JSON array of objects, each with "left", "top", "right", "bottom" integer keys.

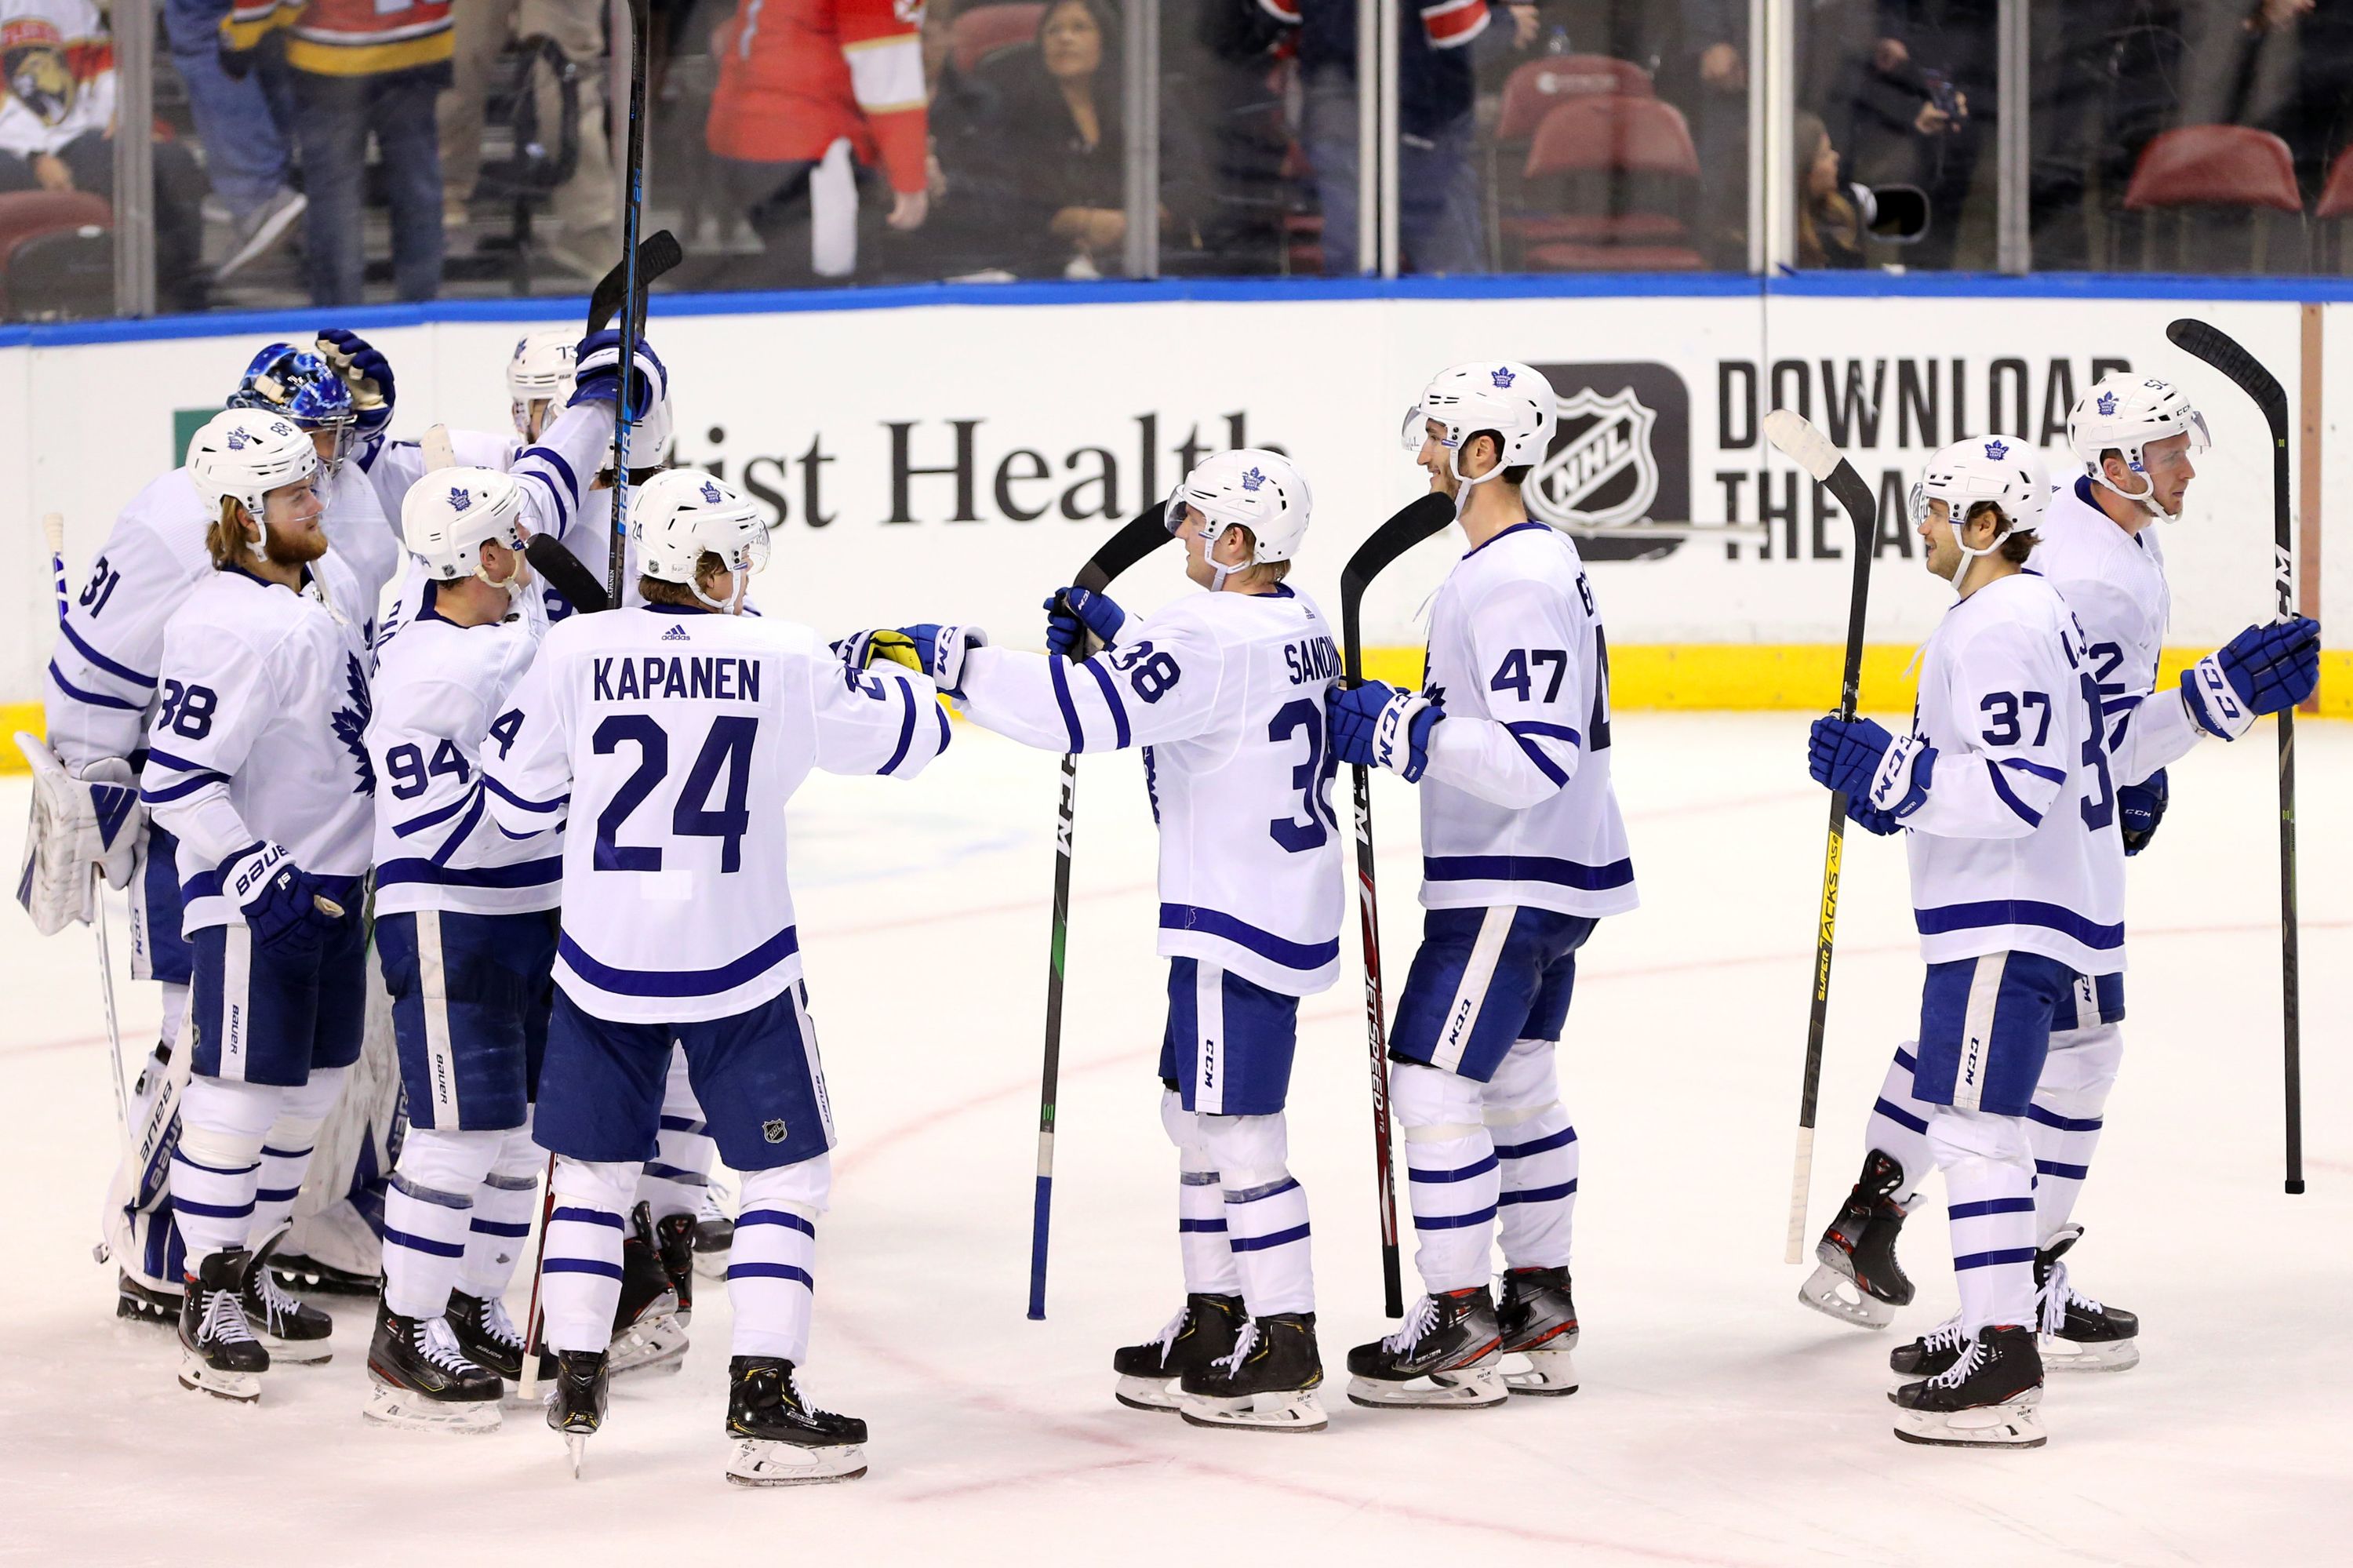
[{"left": 1400, "top": 404, "right": 1435, "bottom": 453}]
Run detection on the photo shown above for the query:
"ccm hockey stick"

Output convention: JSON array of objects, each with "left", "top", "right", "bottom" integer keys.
[
  {"left": 1337, "top": 492, "right": 1456, "bottom": 1319},
  {"left": 1765, "top": 409, "right": 1878, "bottom": 1264},
  {"left": 2166, "top": 318, "right": 2304, "bottom": 1195},
  {"left": 1029, "top": 503, "right": 1176, "bottom": 1319},
  {"left": 606, "top": 0, "right": 662, "bottom": 611}
]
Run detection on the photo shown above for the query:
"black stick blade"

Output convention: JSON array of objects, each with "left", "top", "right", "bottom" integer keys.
[
  {"left": 2166, "top": 318, "right": 2289, "bottom": 433},
  {"left": 1073, "top": 502, "right": 1173, "bottom": 595},
  {"left": 1339, "top": 493, "right": 1457, "bottom": 683},
  {"left": 525, "top": 533, "right": 611, "bottom": 613},
  {"left": 585, "top": 228, "right": 685, "bottom": 336}
]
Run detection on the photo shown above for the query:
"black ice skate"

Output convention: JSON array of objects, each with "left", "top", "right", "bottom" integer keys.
[
  {"left": 240, "top": 1240, "right": 336, "bottom": 1364},
  {"left": 1111, "top": 1293, "right": 1244, "bottom": 1412},
  {"left": 447, "top": 1290, "right": 528, "bottom": 1381},
  {"left": 546, "top": 1348, "right": 609, "bottom": 1479},
  {"left": 692, "top": 1184, "right": 735, "bottom": 1280},
  {"left": 1178, "top": 1312, "right": 1327, "bottom": 1432},
  {"left": 1345, "top": 1287, "right": 1507, "bottom": 1410},
  {"left": 608, "top": 1204, "right": 687, "bottom": 1377},
  {"left": 2035, "top": 1225, "right": 2140, "bottom": 1373},
  {"left": 1798, "top": 1148, "right": 1918, "bottom": 1330},
  {"left": 177, "top": 1249, "right": 270, "bottom": 1402},
  {"left": 1890, "top": 1324, "right": 2045, "bottom": 1448},
  {"left": 1497, "top": 1265, "right": 1580, "bottom": 1396},
  {"left": 267, "top": 1251, "right": 381, "bottom": 1297},
  {"left": 1889, "top": 1314, "right": 1969, "bottom": 1378},
  {"left": 653, "top": 1210, "right": 697, "bottom": 1326},
  {"left": 363, "top": 1301, "right": 504, "bottom": 1434},
  {"left": 118, "top": 1270, "right": 180, "bottom": 1327},
  {"left": 724, "top": 1357, "right": 869, "bottom": 1485}
]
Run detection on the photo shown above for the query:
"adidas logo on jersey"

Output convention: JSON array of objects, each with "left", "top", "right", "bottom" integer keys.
[{"left": 663, "top": 623, "right": 690, "bottom": 642}]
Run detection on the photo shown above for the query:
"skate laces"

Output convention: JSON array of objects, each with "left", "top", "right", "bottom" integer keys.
[
  {"left": 251, "top": 1267, "right": 304, "bottom": 1325},
  {"left": 1147, "top": 1302, "right": 1191, "bottom": 1354},
  {"left": 1383, "top": 1294, "right": 1440, "bottom": 1355},
  {"left": 1926, "top": 1336, "right": 1987, "bottom": 1390},
  {"left": 1213, "top": 1319, "right": 1261, "bottom": 1374},
  {"left": 414, "top": 1315, "right": 486, "bottom": 1376},
  {"left": 1920, "top": 1315, "right": 1968, "bottom": 1357},
  {"left": 2036, "top": 1260, "right": 2104, "bottom": 1333},
  {"left": 200, "top": 1282, "right": 258, "bottom": 1345},
  {"left": 478, "top": 1297, "right": 525, "bottom": 1351}
]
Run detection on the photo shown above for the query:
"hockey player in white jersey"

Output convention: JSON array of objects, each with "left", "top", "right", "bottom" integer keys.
[
  {"left": 483, "top": 469, "right": 949, "bottom": 1484},
  {"left": 358, "top": 471, "right": 559, "bottom": 1432},
  {"left": 227, "top": 341, "right": 405, "bottom": 609},
  {"left": 139, "top": 410, "right": 378, "bottom": 1402},
  {"left": 873, "top": 449, "right": 1345, "bottom": 1433},
  {"left": 1802, "top": 376, "right": 2204, "bottom": 1373},
  {"left": 1805, "top": 436, "right": 2316, "bottom": 1446},
  {"left": 1324, "top": 362, "right": 1635, "bottom": 1410}
]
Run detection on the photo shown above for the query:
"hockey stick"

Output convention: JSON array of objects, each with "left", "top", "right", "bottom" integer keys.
[
  {"left": 1337, "top": 492, "right": 1456, "bottom": 1319},
  {"left": 584, "top": 227, "right": 681, "bottom": 339},
  {"left": 606, "top": 0, "right": 656, "bottom": 612},
  {"left": 515, "top": 1157, "right": 560, "bottom": 1402},
  {"left": 523, "top": 534, "right": 613, "bottom": 615},
  {"left": 2166, "top": 318, "right": 2304, "bottom": 1195},
  {"left": 1765, "top": 409, "right": 1878, "bottom": 1264},
  {"left": 1028, "top": 502, "right": 1176, "bottom": 1320}
]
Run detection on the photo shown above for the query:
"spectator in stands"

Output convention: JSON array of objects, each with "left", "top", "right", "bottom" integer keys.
[
  {"left": 1275, "top": 0, "right": 1493, "bottom": 275},
  {"left": 705, "top": 0, "right": 930, "bottom": 289},
  {"left": 435, "top": 0, "right": 617, "bottom": 282},
  {"left": 1795, "top": 110, "right": 1863, "bottom": 269},
  {"left": 221, "top": 1, "right": 453, "bottom": 307},
  {"left": 958, "top": 0, "right": 1133, "bottom": 278},
  {"left": 2025, "top": 1, "right": 2173, "bottom": 270},
  {"left": 2179, "top": 0, "right": 2307, "bottom": 135},
  {"left": 1671, "top": 0, "right": 1749, "bottom": 266},
  {"left": 2282, "top": 1, "right": 2353, "bottom": 200},
  {"left": 163, "top": 0, "right": 303, "bottom": 282},
  {"left": 1815, "top": 6, "right": 1988, "bottom": 271},
  {"left": 0, "top": 0, "right": 208, "bottom": 310}
]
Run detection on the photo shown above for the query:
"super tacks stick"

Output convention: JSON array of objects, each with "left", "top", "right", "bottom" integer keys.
[
  {"left": 1337, "top": 493, "right": 1455, "bottom": 1319},
  {"left": 1028, "top": 504, "right": 1176, "bottom": 1320},
  {"left": 2165, "top": 318, "right": 2304, "bottom": 1195},
  {"left": 1764, "top": 409, "right": 1878, "bottom": 1264}
]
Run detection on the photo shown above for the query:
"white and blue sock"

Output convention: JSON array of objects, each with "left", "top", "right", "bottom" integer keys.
[
  {"left": 169, "top": 1075, "right": 278, "bottom": 1265},
  {"left": 1161, "top": 1091, "right": 1242, "bottom": 1296},
  {"left": 2029, "top": 1023, "right": 2121, "bottom": 1242},
  {"left": 729, "top": 1156, "right": 829, "bottom": 1363},
  {"left": 1485, "top": 1039, "right": 1578, "bottom": 1269},
  {"left": 460, "top": 1123, "right": 543, "bottom": 1301},
  {"left": 1203, "top": 1113, "right": 1312, "bottom": 1318},
  {"left": 540, "top": 1158, "right": 635, "bottom": 1354},
  {"left": 1395, "top": 1061, "right": 1497, "bottom": 1293},
  {"left": 249, "top": 1066, "right": 345, "bottom": 1250},
  {"left": 1930, "top": 1107, "right": 2038, "bottom": 1333},
  {"left": 1867, "top": 1042, "right": 1937, "bottom": 1205}
]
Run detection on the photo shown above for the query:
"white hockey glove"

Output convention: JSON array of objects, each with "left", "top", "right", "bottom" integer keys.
[{"left": 15, "top": 733, "right": 144, "bottom": 935}]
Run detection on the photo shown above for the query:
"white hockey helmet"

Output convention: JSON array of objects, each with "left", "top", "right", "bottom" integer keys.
[
  {"left": 1911, "top": 435, "right": 2049, "bottom": 584},
  {"left": 1166, "top": 448, "right": 1311, "bottom": 588},
  {"left": 507, "top": 329, "right": 578, "bottom": 437},
  {"left": 631, "top": 467, "right": 770, "bottom": 611},
  {"left": 188, "top": 407, "right": 321, "bottom": 523},
  {"left": 2065, "top": 373, "right": 2208, "bottom": 522},
  {"left": 402, "top": 467, "right": 529, "bottom": 588},
  {"left": 1402, "top": 360, "right": 1558, "bottom": 488}
]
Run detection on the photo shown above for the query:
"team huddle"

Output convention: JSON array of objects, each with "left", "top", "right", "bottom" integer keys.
[{"left": 19, "top": 330, "right": 2318, "bottom": 1481}]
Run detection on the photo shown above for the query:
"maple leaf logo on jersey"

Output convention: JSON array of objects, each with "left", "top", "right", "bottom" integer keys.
[
  {"left": 1983, "top": 438, "right": 2010, "bottom": 460},
  {"left": 449, "top": 486, "right": 474, "bottom": 513},
  {"left": 1491, "top": 366, "right": 1515, "bottom": 388},
  {"left": 332, "top": 653, "right": 375, "bottom": 796},
  {"left": 2096, "top": 391, "right": 2118, "bottom": 417},
  {"left": 225, "top": 428, "right": 253, "bottom": 450},
  {"left": 700, "top": 480, "right": 724, "bottom": 504},
  {"left": 1242, "top": 467, "right": 1266, "bottom": 493}
]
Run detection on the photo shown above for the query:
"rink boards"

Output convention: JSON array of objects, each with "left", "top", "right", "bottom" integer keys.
[{"left": 4, "top": 275, "right": 2351, "bottom": 764}]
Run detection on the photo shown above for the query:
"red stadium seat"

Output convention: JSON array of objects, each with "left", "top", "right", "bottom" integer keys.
[
  {"left": 0, "top": 191, "right": 111, "bottom": 321},
  {"left": 2121, "top": 125, "right": 2303, "bottom": 271},
  {"left": 2316, "top": 145, "right": 2353, "bottom": 220},
  {"left": 951, "top": 3, "right": 1045, "bottom": 77},
  {"left": 1493, "top": 55, "right": 1654, "bottom": 145},
  {"left": 1510, "top": 96, "right": 1700, "bottom": 271}
]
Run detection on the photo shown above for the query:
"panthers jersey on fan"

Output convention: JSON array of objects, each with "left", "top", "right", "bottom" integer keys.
[
  {"left": 366, "top": 583, "right": 560, "bottom": 919},
  {"left": 1417, "top": 522, "right": 1636, "bottom": 919},
  {"left": 481, "top": 605, "right": 950, "bottom": 1024},
  {"left": 2030, "top": 475, "right": 2170, "bottom": 725},
  {"left": 956, "top": 588, "right": 1347, "bottom": 995},
  {"left": 140, "top": 551, "right": 377, "bottom": 932}
]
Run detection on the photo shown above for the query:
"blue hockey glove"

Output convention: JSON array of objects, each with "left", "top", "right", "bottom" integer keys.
[
  {"left": 1043, "top": 586, "right": 1128, "bottom": 658},
  {"left": 1843, "top": 800, "right": 1904, "bottom": 837},
  {"left": 1807, "top": 715, "right": 1936, "bottom": 820},
  {"left": 314, "top": 329, "right": 395, "bottom": 438},
  {"left": 2183, "top": 617, "right": 2320, "bottom": 740},
  {"left": 222, "top": 842, "right": 348, "bottom": 959},
  {"left": 1329, "top": 680, "right": 1443, "bottom": 783},
  {"left": 569, "top": 329, "right": 668, "bottom": 419},
  {"left": 865, "top": 624, "right": 988, "bottom": 697},
  {"left": 2118, "top": 767, "right": 2168, "bottom": 856}
]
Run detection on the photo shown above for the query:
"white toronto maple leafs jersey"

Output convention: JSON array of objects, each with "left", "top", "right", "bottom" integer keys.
[
  {"left": 1416, "top": 521, "right": 1637, "bottom": 919},
  {"left": 1892, "top": 569, "right": 2200, "bottom": 976},
  {"left": 2028, "top": 475, "right": 2170, "bottom": 757},
  {"left": 48, "top": 461, "right": 391, "bottom": 773},
  {"left": 957, "top": 587, "right": 1346, "bottom": 995},
  {"left": 140, "top": 552, "right": 376, "bottom": 932},
  {"left": 482, "top": 605, "right": 950, "bottom": 1024},
  {"left": 366, "top": 584, "right": 560, "bottom": 917}
]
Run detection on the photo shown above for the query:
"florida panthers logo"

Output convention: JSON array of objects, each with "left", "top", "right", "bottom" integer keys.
[
  {"left": 332, "top": 653, "right": 375, "bottom": 797},
  {"left": 1984, "top": 438, "right": 2010, "bottom": 460}
]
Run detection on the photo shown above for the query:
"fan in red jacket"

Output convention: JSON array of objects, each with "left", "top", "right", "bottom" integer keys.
[{"left": 707, "top": 0, "right": 929, "bottom": 282}]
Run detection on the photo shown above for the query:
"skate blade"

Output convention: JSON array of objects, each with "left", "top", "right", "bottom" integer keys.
[
  {"left": 608, "top": 1315, "right": 689, "bottom": 1378},
  {"left": 1502, "top": 1348, "right": 1580, "bottom": 1397},
  {"left": 566, "top": 1434, "right": 587, "bottom": 1479},
  {"left": 690, "top": 1252, "right": 730, "bottom": 1281},
  {"left": 362, "top": 1381, "right": 502, "bottom": 1435},
  {"left": 1176, "top": 1388, "right": 1328, "bottom": 1433},
  {"left": 1893, "top": 1399, "right": 2046, "bottom": 1449},
  {"left": 117, "top": 1292, "right": 180, "bottom": 1327},
  {"left": 2040, "top": 1335, "right": 2139, "bottom": 1373},
  {"left": 1798, "top": 1263, "right": 1897, "bottom": 1330},
  {"left": 1345, "top": 1366, "right": 1509, "bottom": 1410},
  {"left": 726, "top": 1439, "right": 867, "bottom": 1486},
  {"left": 257, "top": 1333, "right": 334, "bottom": 1366},
  {"left": 177, "top": 1352, "right": 261, "bottom": 1404},
  {"left": 1113, "top": 1374, "right": 1180, "bottom": 1413}
]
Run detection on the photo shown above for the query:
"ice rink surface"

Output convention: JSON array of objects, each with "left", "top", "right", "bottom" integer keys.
[{"left": 3, "top": 713, "right": 2348, "bottom": 1567}]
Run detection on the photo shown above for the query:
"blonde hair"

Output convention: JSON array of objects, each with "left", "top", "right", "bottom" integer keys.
[{"left": 205, "top": 498, "right": 257, "bottom": 569}]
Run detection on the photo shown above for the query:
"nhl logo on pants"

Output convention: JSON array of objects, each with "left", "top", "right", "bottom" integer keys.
[{"left": 762, "top": 1118, "right": 788, "bottom": 1144}]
